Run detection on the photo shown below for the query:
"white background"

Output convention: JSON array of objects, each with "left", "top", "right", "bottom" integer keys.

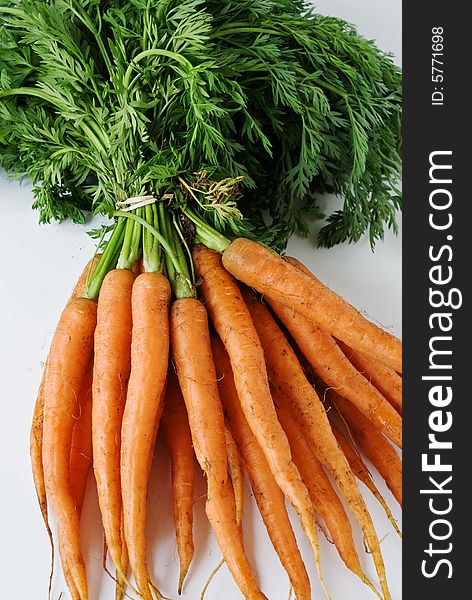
[{"left": 0, "top": 1, "right": 401, "bottom": 599}]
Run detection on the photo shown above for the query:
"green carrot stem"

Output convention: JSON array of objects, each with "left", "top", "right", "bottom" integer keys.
[
  {"left": 113, "top": 210, "right": 193, "bottom": 299},
  {"left": 172, "top": 212, "right": 195, "bottom": 283},
  {"left": 158, "top": 202, "right": 176, "bottom": 283},
  {"left": 183, "top": 207, "right": 231, "bottom": 253},
  {"left": 123, "top": 48, "right": 192, "bottom": 89},
  {"left": 116, "top": 215, "right": 135, "bottom": 269},
  {"left": 84, "top": 218, "right": 126, "bottom": 300},
  {"left": 158, "top": 205, "right": 195, "bottom": 299},
  {"left": 131, "top": 211, "right": 143, "bottom": 261},
  {"left": 153, "top": 204, "right": 165, "bottom": 272},
  {"left": 142, "top": 204, "right": 163, "bottom": 273}
]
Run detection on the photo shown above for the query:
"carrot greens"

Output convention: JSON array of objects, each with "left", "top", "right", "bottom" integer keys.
[{"left": 0, "top": 0, "right": 401, "bottom": 249}]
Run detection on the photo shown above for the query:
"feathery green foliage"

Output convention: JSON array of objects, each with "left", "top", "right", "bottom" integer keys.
[{"left": 0, "top": 0, "right": 401, "bottom": 248}]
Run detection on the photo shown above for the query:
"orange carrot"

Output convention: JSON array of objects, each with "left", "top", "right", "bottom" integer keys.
[
  {"left": 225, "top": 427, "right": 245, "bottom": 527},
  {"left": 332, "top": 393, "right": 402, "bottom": 506},
  {"left": 70, "top": 360, "right": 94, "bottom": 518},
  {"left": 286, "top": 256, "right": 403, "bottom": 410},
  {"left": 337, "top": 341, "right": 402, "bottom": 415},
  {"left": 61, "top": 547, "right": 80, "bottom": 600},
  {"left": 131, "top": 260, "right": 141, "bottom": 275},
  {"left": 30, "top": 254, "right": 100, "bottom": 549},
  {"left": 193, "top": 245, "right": 326, "bottom": 595},
  {"left": 171, "top": 297, "right": 266, "bottom": 599},
  {"left": 92, "top": 269, "right": 135, "bottom": 579},
  {"left": 213, "top": 337, "right": 311, "bottom": 600},
  {"left": 115, "top": 516, "right": 130, "bottom": 600},
  {"left": 71, "top": 255, "right": 102, "bottom": 300},
  {"left": 30, "top": 377, "right": 53, "bottom": 583},
  {"left": 161, "top": 370, "right": 195, "bottom": 595},
  {"left": 269, "top": 298, "right": 402, "bottom": 448},
  {"left": 42, "top": 297, "right": 97, "bottom": 600},
  {"left": 32, "top": 256, "right": 101, "bottom": 599},
  {"left": 121, "top": 272, "right": 171, "bottom": 600},
  {"left": 330, "top": 422, "right": 402, "bottom": 538},
  {"left": 276, "top": 404, "right": 372, "bottom": 589},
  {"left": 222, "top": 238, "right": 402, "bottom": 372},
  {"left": 242, "top": 290, "right": 391, "bottom": 599}
]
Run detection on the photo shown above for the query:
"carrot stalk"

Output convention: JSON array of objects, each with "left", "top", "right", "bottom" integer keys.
[
  {"left": 121, "top": 271, "right": 171, "bottom": 600},
  {"left": 241, "top": 290, "right": 392, "bottom": 599},
  {"left": 222, "top": 238, "right": 402, "bottom": 372},
  {"left": 30, "top": 254, "right": 101, "bottom": 583},
  {"left": 171, "top": 297, "right": 266, "bottom": 599},
  {"left": 213, "top": 337, "right": 311, "bottom": 600},
  {"left": 162, "top": 370, "right": 196, "bottom": 595},
  {"left": 193, "top": 245, "right": 327, "bottom": 597},
  {"left": 42, "top": 296, "right": 98, "bottom": 600}
]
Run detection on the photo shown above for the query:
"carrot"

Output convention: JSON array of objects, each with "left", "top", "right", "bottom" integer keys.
[
  {"left": 115, "top": 524, "right": 129, "bottom": 600},
  {"left": 275, "top": 404, "right": 372, "bottom": 588},
  {"left": 337, "top": 341, "right": 402, "bottom": 415},
  {"left": 131, "top": 260, "right": 142, "bottom": 275},
  {"left": 212, "top": 337, "right": 311, "bottom": 600},
  {"left": 222, "top": 238, "right": 402, "bottom": 373},
  {"left": 121, "top": 272, "right": 171, "bottom": 600},
  {"left": 92, "top": 269, "right": 135, "bottom": 580},
  {"left": 30, "top": 254, "right": 101, "bottom": 548},
  {"left": 70, "top": 360, "right": 94, "bottom": 518},
  {"left": 332, "top": 393, "right": 402, "bottom": 507},
  {"left": 42, "top": 296, "right": 98, "bottom": 600},
  {"left": 241, "top": 290, "right": 391, "bottom": 599},
  {"left": 30, "top": 376, "right": 54, "bottom": 593},
  {"left": 193, "top": 245, "right": 326, "bottom": 596},
  {"left": 31, "top": 256, "right": 101, "bottom": 598},
  {"left": 61, "top": 546, "right": 81, "bottom": 600},
  {"left": 71, "top": 255, "right": 102, "bottom": 299},
  {"left": 330, "top": 422, "right": 402, "bottom": 538},
  {"left": 171, "top": 297, "right": 266, "bottom": 599},
  {"left": 161, "top": 369, "right": 196, "bottom": 595},
  {"left": 269, "top": 298, "right": 402, "bottom": 448},
  {"left": 225, "top": 427, "right": 245, "bottom": 527}
]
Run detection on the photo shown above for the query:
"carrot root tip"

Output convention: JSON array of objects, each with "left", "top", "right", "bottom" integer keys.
[
  {"left": 178, "top": 565, "right": 190, "bottom": 595},
  {"left": 200, "top": 558, "right": 225, "bottom": 600}
]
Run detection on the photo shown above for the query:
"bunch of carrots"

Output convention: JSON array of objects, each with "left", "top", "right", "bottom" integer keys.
[
  {"left": 3, "top": 3, "right": 401, "bottom": 597},
  {"left": 31, "top": 215, "right": 402, "bottom": 600}
]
